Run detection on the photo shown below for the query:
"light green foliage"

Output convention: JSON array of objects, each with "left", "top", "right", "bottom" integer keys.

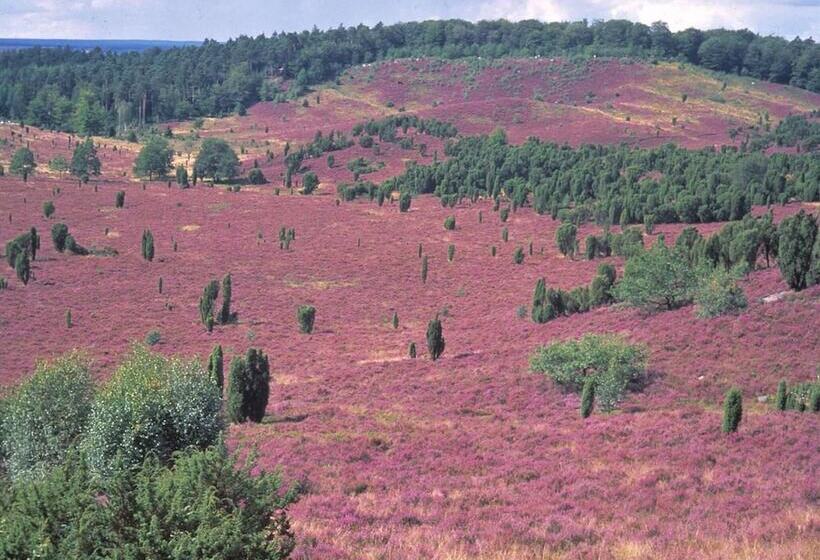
[
  {"left": 82, "top": 345, "right": 222, "bottom": 476},
  {"left": 1, "top": 353, "right": 92, "bottom": 480},
  {"left": 555, "top": 222, "right": 577, "bottom": 257},
  {"left": 10, "top": 147, "right": 35, "bottom": 180},
  {"left": 70, "top": 137, "right": 101, "bottom": 182},
  {"left": 42, "top": 200, "right": 55, "bottom": 218},
  {"left": 615, "top": 241, "right": 696, "bottom": 311},
  {"left": 530, "top": 334, "right": 647, "bottom": 411},
  {"left": 694, "top": 266, "right": 748, "bottom": 317},
  {"left": 444, "top": 215, "right": 456, "bottom": 230},
  {"left": 133, "top": 136, "right": 173, "bottom": 179}
]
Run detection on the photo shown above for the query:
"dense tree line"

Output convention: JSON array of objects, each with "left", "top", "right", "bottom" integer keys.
[
  {"left": 1, "top": 19, "right": 817, "bottom": 133},
  {"left": 383, "top": 129, "right": 819, "bottom": 225}
]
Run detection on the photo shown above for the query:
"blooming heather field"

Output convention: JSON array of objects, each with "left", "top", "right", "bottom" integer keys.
[{"left": 1, "top": 58, "right": 819, "bottom": 559}]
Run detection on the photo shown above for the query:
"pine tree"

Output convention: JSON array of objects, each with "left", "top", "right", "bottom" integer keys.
[
  {"left": 219, "top": 273, "right": 232, "bottom": 324},
  {"left": 408, "top": 342, "right": 416, "bottom": 359},
  {"left": 426, "top": 316, "right": 445, "bottom": 361},
  {"left": 421, "top": 255, "right": 428, "bottom": 283},
  {"left": 141, "top": 229, "right": 154, "bottom": 261},
  {"left": 115, "top": 191, "right": 125, "bottom": 208},
  {"left": 513, "top": 247, "right": 524, "bottom": 264},
  {"left": 391, "top": 312, "right": 399, "bottom": 329},
  {"left": 297, "top": 305, "right": 315, "bottom": 334},
  {"left": 14, "top": 251, "right": 30, "bottom": 285},
  {"left": 199, "top": 280, "right": 219, "bottom": 330},
  {"left": 580, "top": 377, "right": 595, "bottom": 418},
  {"left": 447, "top": 244, "right": 455, "bottom": 262},
  {"left": 208, "top": 345, "right": 224, "bottom": 397},
  {"left": 775, "top": 379, "right": 787, "bottom": 411},
  {"left": 722, "top": 388, "right": 743, "bottom": 433}
]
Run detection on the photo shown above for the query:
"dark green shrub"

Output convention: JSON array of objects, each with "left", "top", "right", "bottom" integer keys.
[
  {"left": 501, "top": 227, "right": 508, "bottom": 242},
  {"left": 226, "top": 349, "right": 270, "bottom": 423},
  {"left": 115, "top": 190, "right": 125, "bottom": 208},
  {"left": 580, "top": 377, "right": 595, "bottom": 418},
  {"left": 176, "top": 165, "right": 189, "bottom": 186},
  {"left": 392, "top": 312, "right": 399, "bottom": 329},
  {"left": 42, "top": 200, "right": 55, "bottom": 218},
  {"left": 51, "top": 223, "right": 68, "bottom": 252},
  {"left": 82, "top": 345, "right": 223, "bottom": 475},
  {"left": 444, "top": 215, "right": 456, "bottom": 230},
  {"left": 421, "top": 255, "right": 428, "bottom": 283},
  {"left": 775, "top": 379, "right": 787, "bottom": 411},
  {"left": 145, "top": 330, "right": 161, "bottom": 346},
  {"left": 14, "top": 251, "right": 29, "bottom": 284},
  {"left": 399, "top": 192, "right": 411, "bottom": 212},
  {"left": 556, "top": 222, "right": 577, "bottom": 258},
  {"left": 408, "top": 342, "right": 416, "bottom": 359},
  {"left": 590, "top": 263, "right": 617, "bottom": 306},
  {"left": 513, "top": 246, "right": 524, "bottom": 264},
  {"left": 426, "top": 316, "right": 445, "bottom": 361},
  {"left": 1, "top": 353, "right": 92, "bottom": 480},
  {"left": 64, "top": 234, "right": 88, "bottom": 255},
  {"left": 500, "top": 207, "right": 509, "bottom": 222},
  {"left": 777, "top": 210, "right": 817, "bottom": 290},
  {"left": 530, "top": 334, "right": 647, "bottom": 411},
  {"left": 199, "top": 279, "right": 220, "bottom": 330},
  {"left": 65, "top": 309, "right": 72, "bottom": 328},
  {"left": 447, "top": 244, "right": 455, "bottom": 262},
  {"left": 585, "top": 235, "right": 598, "bottom": 260},
  {"left": 219, "top": 273, "right": 233, "bottom": 323},
  {"left": 297, "top": 305, "right": 315, "bottom": 334},
  {"left": 301, "top": 171, "right": 318, "bottom": 193},
  {"left": 722, "top": 388, "right": 742, "bottom": 433},
  {"left": 491, "top": 245, "right": 497, "bottom": 256},
  {"left": 208, "top": 344, "right": 224, "bottom": 397},
  {"left": 141, "top": 229, "right": 154, "bottom": 261}
]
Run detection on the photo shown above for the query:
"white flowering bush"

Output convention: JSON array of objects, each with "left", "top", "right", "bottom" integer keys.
[
  {"left": 82, "top": 345, "right": 222, "bottom": 476},
  {"left": 1, "top": 353, "right": 93, "bottom": 480}
]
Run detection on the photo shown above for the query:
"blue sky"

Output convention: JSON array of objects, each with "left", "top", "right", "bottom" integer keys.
[{"left": 0, "top": 1, "right": 817, "bottom": 41}]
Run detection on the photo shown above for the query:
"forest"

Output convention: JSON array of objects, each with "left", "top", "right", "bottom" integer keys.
[{"left": 1, "top": 18, "right": 818, "bottom": 133}]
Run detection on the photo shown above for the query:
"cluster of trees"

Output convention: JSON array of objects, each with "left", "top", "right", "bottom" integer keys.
[
  {"left": 1, "top": 19, "right": 817, "bottom": 133},
  {"left": 775, "top": 378, "right": 820, "bottom": 412},
  {"left": 352, "top": 114, "right": 458, "bottom": 142},
  {"left": 198, "top": 274, "right": 235, "bottom": 331},
  {"left": 530, "top": 263, "right": 616, "bottom": 323},
  {"left": 0, "top": 348, "right": 297, "bottom": 558},
  {"left": 384, "top": 131, "right": 819, "bottom": 226}
]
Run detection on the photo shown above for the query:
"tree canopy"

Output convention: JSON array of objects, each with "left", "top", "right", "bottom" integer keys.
[{"left": 194, "top": 138, "right": 239, "bottom": 182}]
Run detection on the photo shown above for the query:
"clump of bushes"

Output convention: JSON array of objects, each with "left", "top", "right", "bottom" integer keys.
[
  {"left": 530, "top": 334, "right": 647, "bottom": 411},
  {"left": 399, "top": 192, "right": 411, "bottom": 212},
  {"left": 531, "top": 263, "right": 616, "bottom": 323},
  {"left": 301, "top": 171, "right": 318, "bottom": 193},
  {"left": 297, "top": 305, "right": 316, "bottom": 334},
  {"left": 775, "top": 378, "right": 820, "bottom": 412}
]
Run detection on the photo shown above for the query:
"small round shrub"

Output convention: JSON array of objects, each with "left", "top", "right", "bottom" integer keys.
[
  {"left": 443, "top": 215, "right": 456, "bottom": 230},
  {"left": 297, "top": 305, "right": 316, "bottom": 334},
  {"left": 42, "top": 201, "right": 55, "bottom": 218}
]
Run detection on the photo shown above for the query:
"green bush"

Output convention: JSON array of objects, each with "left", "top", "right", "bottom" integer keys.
[
  {"left": 694, "top": 266, "right": 747, "bottom": 318},
  {"left": 115, "top": 190, "right": 125, "bottom": 208},
  {"left": 1, "top": 353, "right": 92, "bottom": 480},
  {"left": 297, "top": 305, "right": 316, "bottom": 334},
  {"left": 301, "top": 171, "right": 318, "bottom": 193},
  {"left": 614, "top": 241, "right": 695, "bottom": 311},
  {"left": 199, "top": 279, "right": 219, "bottom": 330},
  {"left": 501, "top": 227, "right": 508, "bottom": 242},
  {"left": 42, "top": 200, "right": 55, "bottom": 218},
  {"left": 722, "top": 388, "right": 743, "bottom": 433},
  {"left": 141, "top": 229, "right": 154, "bottom": 261},
  {"left": 421, "top": 255, "right": 428, "bottom": 283},
  {"left": 208, "top": 344, "right": 224, "bottom": 397},
  {"left": 145, "top": 330, "right": 161, "bottom": 346},
  {"left": 447, "top": 244, "right": 455, "bottom": 262},
  {"left": 176, "top": 164, "right": 189, "bottom": 186},
  {"left": 444, "top": 215, "right": 456, "bottom": 230},
  {"left": 408, "top": 342, "right": 417, "bottom": 359},
  {"left": 426, "top": 316, "right": 445, "bottom": 361},
  {"left": 778, "top": 210, "right": 818, "bottom": 291},
  {"left": 530, "top": 334, "right": 647, "bottom": 411},
  {"left": 555, "top": 222, "right": 577, "bottom": 257},
  {"left": 219, "top": 273, "right": 233, "bottom": 323},
  {"left": 775, "top": 379, "right": 787, "bottom": 411},
  {"left": 392, "top": 312, "right": 399, "bottom": 329},
  {"left": 399, "top": 192, "right": 411, "bottom": 212},
  {"left": 14, "top": 251, "right": 29, "bottom": 284},
  {"left": 513, "top": 246, "right": 524, "bottom": 264},
  {"left": 226, "top": 348, "right": 270, "bottom": 423},
  {"left": 499, "top": 207, "right": 509, "bottom": 222},
  {"left": 0, "top": 443, "right": 297, "bottom": 559},
  {"left": 51, "top": 223, "right": 69, "bottom": 252},
  {"left": 580, "top": 377, "right": 595, "bottom": 419},
  {"left": 82, "top": 345, "right": 223, "bottom": 476},
  {"left": 589, "top": 263, "right": 617, "bottom": 306}
]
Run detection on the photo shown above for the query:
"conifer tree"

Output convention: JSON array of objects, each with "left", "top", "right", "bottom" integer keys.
[
  {"left": 722, "top": 388, "right": 743, "bottom": 433},
  {"left": 426, "top": 316, "right": 445, "bottom": 361}
]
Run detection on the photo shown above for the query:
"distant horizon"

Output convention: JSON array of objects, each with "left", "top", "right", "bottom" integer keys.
[{"left": 0, "top": 1, "right": 816, "bottom": 44}]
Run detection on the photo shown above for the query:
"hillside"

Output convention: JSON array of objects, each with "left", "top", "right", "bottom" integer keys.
[{"left": 0, "top": 55, "right": 819, "bottom": 559}]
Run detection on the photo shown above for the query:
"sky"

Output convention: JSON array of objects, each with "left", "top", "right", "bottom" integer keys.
[{"left": 0, "top": 0, "right": 817, "bottom": 42}]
